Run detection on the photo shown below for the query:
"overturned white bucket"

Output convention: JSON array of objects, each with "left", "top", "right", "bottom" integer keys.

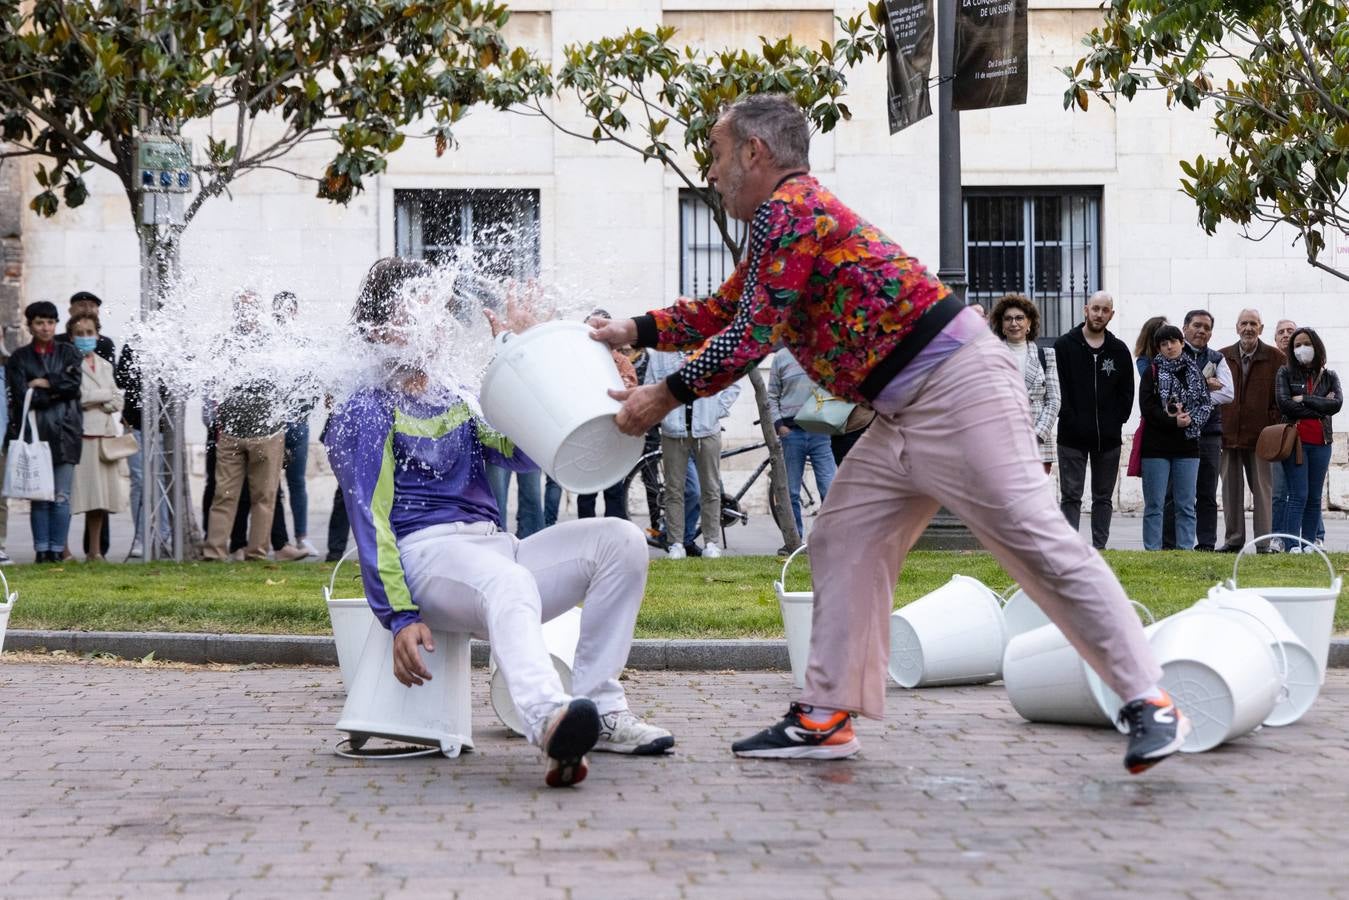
[
  {"left": 1227, "top": 534, "right": 1340, "bottom": 684},
  {"left": 324, "top": 549, "right": 376, "bottom": 691},
  {"left": 0, "top": 569, "right": 15, "bottom": 655},
  {"left": 480, "top": 321, "right": 643, "bottom": 494},
  {"left": 1199, "top": 586, "right": 1317, "bottom": 727},
  {"left": 1007, "top": 600, "right": 1155, "bottom": 727},
  {"left": 888, "top": 575, "right": 1006, "bottom": 688},
  {"left": 490, "top": 605, "right": 582, "bottom": 736},
  {"left": 1149, "top": 609, "right": 1282, "bottom": 753},
  {"left": 1002, "top": 587, "right": 1051, "bottom": 641},
  {"left": 336, "top": 619, "right": 475, "bottom": 758},
  {"left": 774, "top": 545, "right": 813, "bottom": 689},
  {"left": 1003, "top": 623, "right": 1113, "bottom": 727}
]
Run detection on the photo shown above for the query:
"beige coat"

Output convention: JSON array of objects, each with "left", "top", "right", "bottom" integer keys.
[{"left": 79, "top": 354, "right": 123, "bottom": 437}]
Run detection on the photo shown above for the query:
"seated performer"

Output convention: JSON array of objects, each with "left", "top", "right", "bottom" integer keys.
[{"left": 324, "top": 258, "right": 673, "bottom": 788}]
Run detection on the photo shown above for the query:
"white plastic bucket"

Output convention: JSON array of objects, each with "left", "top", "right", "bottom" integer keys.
[
  {"left": 1148, "top": 609, "right": 1282, "bottom": 752},
  {"left": 1003, "top": 623, "right": 1113, "bottom": 727},
  {"left": 490, "top": 605, "right": 582, "bottom": 736},
  {"left": 774, "top": 544, "right": 812, "bottom": 689},
  {"left": 335, "top": 619, "right": 475, "bottom": 758},
  {"left": 888, "top": 575, "right": 1006, "bottom": 688},
  {"left": 0, "top": 569, "right": 15, "bottom": 655},
  {"left": 324, "top": 549, "right": 376, "bottom": 691},
  {"left": 479, "top": 321, "right": 643, "bottom": 494},
  {"left": 1002, "top": 587, "right": 1051, "bottom": 640},
  {"left": 1227, "top": 534, "right": 1340, "bottom": 684},
  {"left": 1199, "top": 586, "right": 1317, "bottom": 727}
]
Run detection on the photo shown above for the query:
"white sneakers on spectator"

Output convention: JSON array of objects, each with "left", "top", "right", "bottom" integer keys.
[
  {"left": 702, "top": 541, "right": 723, "bottom": 559},
  {"left": 296, "top": 539, "right": 319, "bottom": 559},
  {"left": 273, "top": 544, "right": 310, "bottom": 562},
  {"left": 126, "top": 540, "right": 142, "bottom": 559},
  {"left": 0, "top": 549, "right": 12, "bottom": 565},
  {"left": 594, "top": 709, "right": 675, "bottom": 755},
  {"left": 667, "top": 543, "right": 686, "bottom": 560}
]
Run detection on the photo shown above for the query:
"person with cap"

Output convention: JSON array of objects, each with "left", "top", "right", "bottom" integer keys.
[
  {"left": 55, "top": 292, "right": 117, "bottom": 364},
  {"left": 5, "top": 301, "right": 84, "bottom": 562}
]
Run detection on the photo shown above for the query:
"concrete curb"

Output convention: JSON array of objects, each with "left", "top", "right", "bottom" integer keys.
[
  {"left": 5, "top": 629, "right": 1348, "bottom": 670},
  {"left": 2, "top": 630, "right": 793, "bottom": 670}
]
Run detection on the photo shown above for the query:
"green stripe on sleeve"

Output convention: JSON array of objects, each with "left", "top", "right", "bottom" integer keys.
[{"left": 370, "top": 429, "right": 416, "bottom": 613}]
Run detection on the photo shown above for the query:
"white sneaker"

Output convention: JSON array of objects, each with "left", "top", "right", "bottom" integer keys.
[
  {"left": 667, "top": 543, "right": 686, "bottom": 560},
  {"left": 127, "top": 540, "right": 142, "bottom": 559},
  {"left": 273, "top": 544, "right": 310, "bottom": 562},
  {"left": 594, "top": 709, "right": 675, "bottom": 755},
  {"left": 1288, "top": 545, "right": 1304, "bottom": 555},
  {"left": 702, "top": 541, "right": 722, "bottom": 559},
  {"left": 296, "top": 539, "right": 319, "bottom": 559},
  {"left": 1269, "top": 538, "right": 1284, "bottom": 553}
]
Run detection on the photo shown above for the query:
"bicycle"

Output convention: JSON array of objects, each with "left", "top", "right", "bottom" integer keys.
[{"left": 623, "top": 432, "right": 817, "bottom": 549}]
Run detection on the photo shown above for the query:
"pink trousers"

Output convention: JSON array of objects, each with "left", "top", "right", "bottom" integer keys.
[{"left": 802, "top": 331, "right": 1161, "bottom": 719}]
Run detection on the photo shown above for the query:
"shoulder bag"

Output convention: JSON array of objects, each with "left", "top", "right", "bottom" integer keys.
[{"left": 794, "top": 387, "right": 858, "bottom": 436}]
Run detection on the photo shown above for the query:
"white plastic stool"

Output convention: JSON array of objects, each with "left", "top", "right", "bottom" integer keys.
[{"left": 336, "top": 618, "right": 474, "bottom": 758}]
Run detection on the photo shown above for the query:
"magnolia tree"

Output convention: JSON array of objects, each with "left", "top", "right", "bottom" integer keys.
[
  {"left": 526, "top": 11, "right": 887, "bottom": 549},
  {"left": 1064, "top": 0, "right": 1349, "bottom": 280},
  {"left": 0, "top": 0, "right": 548, "bottom": 556}
]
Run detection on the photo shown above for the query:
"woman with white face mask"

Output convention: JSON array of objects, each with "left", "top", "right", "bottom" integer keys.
[{"left": 1273, "top": 327, "right": 1341, "bottom": 551}]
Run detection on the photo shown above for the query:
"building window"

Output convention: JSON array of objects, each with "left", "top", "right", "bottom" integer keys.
[
  {"left": 964, "top": 188, "right": 1101, "bottom": 339},
  {"left": 679, "top": 190, "right": 747, "bottom": 297},
  {"left": 394, "top": 188, "right": 540, "bottom": 279}
]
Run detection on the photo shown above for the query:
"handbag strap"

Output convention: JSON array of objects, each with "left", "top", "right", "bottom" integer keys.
[{"left": 17, "top": 388, "right": 35, "bottom": 444}]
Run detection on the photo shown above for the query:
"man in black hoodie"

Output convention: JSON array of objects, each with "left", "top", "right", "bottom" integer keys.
[{"left": 1053, "top": 292, "right": 1135, "bottom": 549}]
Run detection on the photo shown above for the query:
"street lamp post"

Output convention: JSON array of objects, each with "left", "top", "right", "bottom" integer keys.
[{"left": 916, "top": 0, "right": 980, "bottom": 550}]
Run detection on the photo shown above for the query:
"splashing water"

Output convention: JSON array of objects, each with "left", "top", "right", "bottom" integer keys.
[{"left": 131, "top": 246, "right": 599, "bottom": 429}]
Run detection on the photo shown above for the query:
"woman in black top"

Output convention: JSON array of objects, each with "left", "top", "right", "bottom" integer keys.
[
  {"left": 1137, "top": 324, "right": 1212, "bottom": 551},
  {"left": 5, "top": 301, "right": 83, "bottom": 562}
]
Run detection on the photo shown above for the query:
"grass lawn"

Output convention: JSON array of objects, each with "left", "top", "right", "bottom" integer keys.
[{"left": 5, "top": 549, "right": 1348, "bottom": 638}]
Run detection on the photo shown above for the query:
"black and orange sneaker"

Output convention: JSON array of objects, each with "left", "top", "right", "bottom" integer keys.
[
  {"left": 731, "top": 703, "right": 860, "bottom": 759},
  {"left": 541, "top": 698, "right": 601, "bottom": 788},
  {"left": 1119, "top": 690, "right": 1191, "bottom": 774}
]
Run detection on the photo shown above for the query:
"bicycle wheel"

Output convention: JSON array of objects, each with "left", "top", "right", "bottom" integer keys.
[{"left": 624, "top": 452, "right": 665, "bottom": 546}]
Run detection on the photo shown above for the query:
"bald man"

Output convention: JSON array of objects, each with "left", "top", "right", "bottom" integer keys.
[{"left": 1217, "top": 309, "right": 1285, "bottom": 552}]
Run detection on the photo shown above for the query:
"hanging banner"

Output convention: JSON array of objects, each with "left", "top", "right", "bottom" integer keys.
[
  {"left": 882, "top": 0, "right": 934, "bottom": 134},
  {"left": 953, "top": 0, "right": 1028, "bottom": 111}
]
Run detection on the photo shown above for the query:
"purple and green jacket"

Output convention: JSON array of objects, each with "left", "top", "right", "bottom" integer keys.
[{"left": 323, "top": 385, "right": 533, "bottom": 636}]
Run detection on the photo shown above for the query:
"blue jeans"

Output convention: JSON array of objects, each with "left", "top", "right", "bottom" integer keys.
[
  {"left": 1141, "top": 456, "right": 1198, "bottom": 551},
  {"left": 683, "top": 458, "right": 699, "bottom": 543},
  {"left": 1270, "top": 459, "right": 1288, "bottom": 538},
  {"left": 780, "top": 426, "right": 837, "bottom": 535},
  {"left": 486, "top": 464, "right": 544, "bottom": 538},
  {"left": 31, "top": 462, "right": 76, "bottom": 553},
  {"left": 544, "top": 476, "right": 562, "bottom": 527},
  {"left": 284, "top": 420, "right": 309, "bottom": 539},
  {"left": 1282, "top": 442, "right": 1333, "bottom": 545},
  {"left": 128, "top": 428, "right": 171, "bottom": 546}
]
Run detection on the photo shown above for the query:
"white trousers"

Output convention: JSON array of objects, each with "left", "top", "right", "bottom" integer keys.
[{"left": 398, "top": 517, "right": 649, "bottom": 744}]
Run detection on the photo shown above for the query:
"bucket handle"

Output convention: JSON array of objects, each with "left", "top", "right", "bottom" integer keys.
[
  {"left": 1203, "top": 602, "right": 1291, "bottom": 702},
  {"left": 0, "top": 567, "right": 14, "bottom": 606},
  {"left": 998, "top": 584, "right": 1020, "bottom": 604},
  {"left": 326, "top": 547, "right": 359, "bottom": 601},
  {"left": 776, "top": 543, "right": 809, "bottom": 591},
  {"left": 1230, "top": 533, "right": 1336, "bottom": 591},
  {"left": 1129, "top": 599, "right": 1155, "bottom": 625}
]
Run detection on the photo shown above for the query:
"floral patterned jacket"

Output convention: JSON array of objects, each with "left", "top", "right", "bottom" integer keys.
[{"left": 633, "top": 174, "right": 959, "bottom": 404}]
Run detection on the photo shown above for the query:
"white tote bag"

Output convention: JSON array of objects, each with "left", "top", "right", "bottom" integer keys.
[{"left": 3, "top": 388, "right": 55, "bottom": 501}]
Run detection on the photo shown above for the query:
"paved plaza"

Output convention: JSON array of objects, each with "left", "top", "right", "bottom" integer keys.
[{"left": 2, "top": 657, "right": 1348, "bottom": 898}]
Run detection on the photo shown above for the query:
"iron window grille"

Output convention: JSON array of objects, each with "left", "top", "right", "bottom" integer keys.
[
  {"left": 679, "top": 190, "right": 747, "bottom": 297},
  {"left": 394, "top": 188, "right": 540, "bottom": 280}
]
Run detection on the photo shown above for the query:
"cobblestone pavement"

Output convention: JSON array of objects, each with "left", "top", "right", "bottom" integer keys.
[{"left": 3, "top": 658, "right": 1348, "bottom": 899}]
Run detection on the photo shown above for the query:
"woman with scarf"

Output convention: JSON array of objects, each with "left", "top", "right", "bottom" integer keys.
[{"left": 1137, "top": 324, "right": 1213, "bottom": 550}]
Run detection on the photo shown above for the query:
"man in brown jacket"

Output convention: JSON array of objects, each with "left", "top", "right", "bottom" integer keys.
[{"left": 1218, "top": 308, "right": 1286, "bottom": 552}]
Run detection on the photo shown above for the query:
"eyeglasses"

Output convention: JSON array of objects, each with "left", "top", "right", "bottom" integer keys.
[{"left": 1002, "top": 314, "right": 1028, "bottom": 323}]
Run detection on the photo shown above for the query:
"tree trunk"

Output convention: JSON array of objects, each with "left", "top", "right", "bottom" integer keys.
[{"left": 745, "top": 366, "right": 801, "bottom": 551}]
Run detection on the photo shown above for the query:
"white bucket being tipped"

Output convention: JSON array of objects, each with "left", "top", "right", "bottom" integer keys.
[
  {"left": 479, "top": 321, "right": 644, "bottom": 494},
  {"left": 1006, "top": 600, "right": 1155, "bottom": 727},
  {"left": 774, "top": 544, "right": 813, "bottom": 689},
  {"left": 490, "top": 605, "right": 583, "bottom": 736},
  {"left": 1227, "top": 534, "right": 1340, "bottom": 684},
  {"left": 336, "top": 619, "right": 475, "bottom": 758},
  {"left": 1199, "top": 585, "right": 1318, "bottom": 727},
  {"left": 1148, "top": 608, "right": 1283, "bottom": 753},
  {"left": 324, "top": 548, "right": 376, "bottom": 691},
  {"left": 888, "top": 575, "right": 1006, "bottom": 688},
  {"left": 0, "top": 569, "right": 15, "bottom": 655}
]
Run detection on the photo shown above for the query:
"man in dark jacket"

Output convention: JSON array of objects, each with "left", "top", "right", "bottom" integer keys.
[
  {"left": 1053, "top": 292, "right": 1135, "bottom": 550},
  {"left": 1218, "top": 308, "right": 1285, "bottom": 552}
]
